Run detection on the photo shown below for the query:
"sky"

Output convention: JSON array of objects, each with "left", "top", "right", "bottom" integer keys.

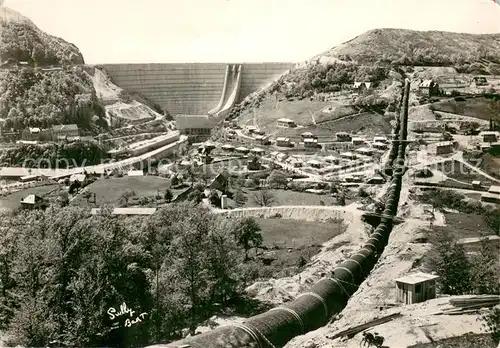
[{"left": 4, "top": 0, "right": 500, "bottom": 64}]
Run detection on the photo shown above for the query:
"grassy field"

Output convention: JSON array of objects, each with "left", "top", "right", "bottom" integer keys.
[
  {"left": 434, "top": 212, "right": 495, "bottom": 240},
  {"left": 71, "top": 176, "right": 175, "bottom": 207},
  {"left": 244, "top": 189, "right": 339, "bottom": 207},
  {"left": 465, "top": 153, "right": 500, "bottom": 181},
  {"left": 431, "top": 97, "right": 498, "bottom": 121},
  {"left": 318, "top": 111, "right": 393, "bottom": 136},
  {"left": 246, "top": 217, "right": 346, "bottom": 281},
  {"left": 0, "top": 184, "right": 59, "bottom": 213}
]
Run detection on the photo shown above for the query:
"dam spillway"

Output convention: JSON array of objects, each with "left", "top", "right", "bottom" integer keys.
[{"left": 99, "top": 62, "right": 295, "bottom": 115}]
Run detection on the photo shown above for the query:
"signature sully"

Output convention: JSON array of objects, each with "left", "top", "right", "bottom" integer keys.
[{"left": 108, "top": 302, "right": 147, "bottom": 329}]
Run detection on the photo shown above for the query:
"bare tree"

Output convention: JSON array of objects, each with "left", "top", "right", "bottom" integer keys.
[{"left": 251, "top": 189, "right": 276, "bottom": 207}]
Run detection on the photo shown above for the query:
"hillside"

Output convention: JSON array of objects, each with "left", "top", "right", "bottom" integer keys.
[
  {"left": 315, "top": 29, "right": 500, "bottom": 70},
  {"left": 0, "top": 7, "right": 167, "bottom": 133},
  {"left": 0, "top": 7, "right": 84, "bottom": 66}
]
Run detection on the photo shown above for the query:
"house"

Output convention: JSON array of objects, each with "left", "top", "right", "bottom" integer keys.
[
  {"left": 174, "top": 115, "right": 216, "bottom": 140},
  {"left": 127, "top": 170, "right": 144, "bottom": 177},
  {"left": 356, "top": 147, "right": 374, "bottom": 156},
  {"left": 254, "top": 134, "right": 271, "bottom": 145},
  {"left": 276, "top": 137, "right": 292, "bottom": 147},
  {"left": 52, "top": 124, "right": 79, "bottom": 140},
  {"left": 471, "top": 181, "right": 482, "bottom": 189},
  {"left": 373, "top": 142, "right": 388, "bottom": 150},
  {"left": 307, "top": 159, "right": 322, "bottom": 169},
  {"left": 488, "top": 185, "right": 500, "bottom": 195},
  {"left": 340, "top": 152, "right": 357, "bottom": 160},
  {"left": 276, "top": 152, "right": 288, "bottom": 162},
  {"left": 250, "top": 147, "right": 265, "bottom": 155},
  {"left": 324, "top": 155, "right": 340, "bottom": 164},
  {"left": 246, "top": 125, "right": 258, "bottom": 134},
  {"left": 471, "top": 76, "right": 488, "bottom": 87},
  {"left": 480, "top": 132, "right": 498, "bottom": 143},
  {"left": 286, "top": 157, "right": 303, "bottom": 168},
  {"left": 303, "top": 138, "right": 319, "bottom": 148},
  {"left": 395, "top": 272, "right": 439, "bottom": 305},
  {"left": 352, "top": 137, "right": 365, "bottom": 146},
  {"left": 247, "top": 157, "right": 261, "bottom": 170},
  {"left": 353, "top": 82, "right": 372, "bottom": 91},
  {"left": 20, "top": 194, "right": 47, "bottom": 210},
  {"left": 209, "top": 173, "right": 228, "bottom": 192},
  {"left": 481, "top": 192, "right": 500, "bottom": 204},
  {"left": 276, "top": 118, "right": 297, "bottom": 128},
  {"left": 221, "top": 144, "right": 235, "bottom": 152},
  {"left": 430, "top": 141, "right": 454, "bottom": 155},
  {"left": 235, "top": 146, "right": 250, "bottom": 154},
  {"left": 418, "top": 79, "right": 439, "bottom": 97},
  {"left": 373, "top": 136, "right": 388, "bottom": 143},
  {"left": 301, "top": 132, "right": 317, "bottom": 139},
  {"left": 336, "top": 132, "right": 352, "bottom": 142}
]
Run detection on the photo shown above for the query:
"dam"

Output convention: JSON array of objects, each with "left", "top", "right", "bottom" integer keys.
[{"left": 100, "top": 62, "right": 295, "bottom": 116}]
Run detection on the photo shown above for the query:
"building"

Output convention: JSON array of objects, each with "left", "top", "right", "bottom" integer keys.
[
  {"left": 373, "top": 136, "right": 388, "bottom": 143},
  {"left": 481, "top": 192, "right": 500, "bottom": 203},
  {"left": 352, "top": 137, "right": 365, "bottom": 146},
  {"left": 430, "top": 141, "right": 454, "bottom": 155},
  {"left": 457, "top": 235, "right": 500, "bottom": 252},
  {"left": 209, "top": 173, "right": 228, "bottom": 192},
  {"left": 174, "top": 115, "right": 216, "bottom": 140},
  {"left": 395, "top": 272, "right": 439, "bottom": 305},
  {"left": 336, "top": 132, "right": 352, "bottom": 142},
  {"left": 301, "top": 132, "right": 317, "bottom": 139},
  {"left": 221, "top": 144, "right": 235, "bottom": 152},
  {"left": 356, "top": 147, "right": 374, "bottom": 156},
  {"left": 307, "top": 159, "right": 322, "bottom": 169},
  {"left": 286, "top": 157, "right": 303, "bottom": 168},
  {"left": 250, "top": 147, "right": 265, "bottom": 155},
  {"left": 235, "top": 146, "right": 249, "bottom": 154},
  {"left": 254, "top": 134, "right": 271, "bottom": 145},
  {"left": 340, "top": 152, "right": 357, "bottom": 160},
  {"left": 20, "top": 194, "right": 47, "bottom": 210},
  {"left": 488, "top": 185, "right": 500, "bottom": 195},
  {"left": 471, "top": 181, "right": 482, "bottom": 189},
  {"left": 353, "top": 82, "right": 372, "bottom": 91},
  {"left": 373, "top": 142, "right": 388, "bottom": 150},
  {"left": 276, "top": 118, "right": 297, "bottom": 128},
  {"left": 247, "top": 157, "right": 261, "bottom": 170},
  {"left": 246, "top": 126, "right": 258, "bottom": 134},
  {"left": 418, "top": 79, "right": 439, "bottom": 97},
  {"left": 303, "top": 138, "right": 319, "bottom": 148},
  {"left": 127, "top": 170, "right": 144, "bottom": 177},
  {"left": 480, "top": 132, "right": 498, "bottom": 144},
  {"left": 52, "top": 124, "right": 79, "bottom": 140},
  {"left": 471, "top": 76, "right": 488, "bottom": 87},
  {"left": 276, "top": 137, "right": 292, "bottom": 147},
  {"left": 325, "top": 155, "right": 340, "bottom": 164}
]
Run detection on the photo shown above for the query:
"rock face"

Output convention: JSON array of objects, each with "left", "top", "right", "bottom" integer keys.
[{"left": 0, "top": 7, "right": 84, "bottom": 66}]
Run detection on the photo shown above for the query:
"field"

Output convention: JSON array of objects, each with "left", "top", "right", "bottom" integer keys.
[
  {"left": 434, "top": 212, "right": 495, "bottom": 240},
  {"left": 244, "top": 189, "right": 340, "bottom": 207},
  {"left": 318, "top": 111, "right": 393, "bottom": 136},
  {"left": 0, "top": 184, "right": 59, "bottom": 213},
  {"left": 247, "top": 217, "right": 347, "bottom": 281},
  {"left": 70, "top": 176, "right": 176, "bottom": 207},
  {"left": 431, "top": 97, "right": 499, "bottom": 121},
  {"left": 429, "top": 160, "right": 496, "bottom": 186}
]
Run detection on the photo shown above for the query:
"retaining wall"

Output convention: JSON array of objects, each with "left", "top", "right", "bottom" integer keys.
[{"left": 99, "top": 63, "right": 294, "bottom": 115}]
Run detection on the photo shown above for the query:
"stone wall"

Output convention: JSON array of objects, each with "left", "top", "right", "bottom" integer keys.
[{"left": 99, "top": 62, "right": 294, "bottom": 115}]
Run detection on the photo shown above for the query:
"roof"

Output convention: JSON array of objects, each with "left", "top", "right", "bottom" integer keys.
[
  {"left": 222, "top": 144, "right": 235, "bottom": 149},
  {"left": 353, "top": 82, "right": 363, "bottom": 88},
  {"left": 21, "top": 194, "right": 43, "bottom": 204},
  {"left": 480, "top": 132, "right": 498, "bottom": 136},
  {"left": 277, "top": 118, "right": 295, "bottom": 123},
  {"left": 302, "top": 132, "right": 314, "bottom": 136},
  {"left": 395, "top": 272, "right": 439, "bottom": 285},
  {"left": 175, "top": 115, "right": 216, "bottom": 129},
  {"left": 307, "top": 160, "right": 322, "bottom": 165},
  {"left": 304, "top": 138, "right": 317, "bottom": 143},
  {"left": 471, "top": 181, "right": 481, "bottom": 185},
  {"left": 325, "top": 155, "right": 339, "bottom": 162},
  {"left": 250, "top": 147, "right": 264, "bottom": 152},
  {"left": 419, "top": 79, "right": 434, "bottom": 88},
  {"left": 29, "top": 127, "right": 40, "bottom": 133},
  {"left": 127, "top": 170, "right": 144, "bottom": 176},
  {"left": 254, "top": 135, "right": 265, "bottom": 140},
  {"left": 340, "top": 152, "right": 356, "bottom": 157},
  {"left": 434, "top": 141, "right": 454, "bottom": 147},
  {"left": 488, "top": 185, "right": 500, "bottom": 194},
  {"left": 374, "top": 136, "right": 388, "bottom": 141},
  {"left": 356, "top": 147, "right": 373, "bottom": 153},
  {"left": 276, "top": 137, "right": 290, "bottom": 142},
  {"left": 246, "top": 125, "right": 257, "bottom": 130},
  {"left": 52, "top": 124, "right": 79, "bottom": 132},
  {"left": 70, "top": 173, "right": 86, "bottom": 182},
  {"left": 235, "top": 146, "right": 249, "bottom": 151}
]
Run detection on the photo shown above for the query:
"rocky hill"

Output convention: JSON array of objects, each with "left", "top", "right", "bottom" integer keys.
[
  {"left": 0, "top": 6, "right": 166, "bottom": 133},
  {"left": 313, "top": 28, "right": 500, "bottom": 70}
]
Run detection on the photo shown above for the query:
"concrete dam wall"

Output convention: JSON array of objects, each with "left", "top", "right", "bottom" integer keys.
[{"left": 100, "top": 62, "right": 294, "bottom": 115}]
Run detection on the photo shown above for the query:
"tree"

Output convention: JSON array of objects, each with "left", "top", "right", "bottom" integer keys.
[
  {"left": 164, "top": 189, "right": 173, "bottom": 203},
  {"left": 250, "top": 189, "right": 276, "bottom": 207},
  {"left": 469, "top": 237, "right": 500, "bottom": 295},
  {"left": 233, "top": 217, "right": 263, "bottom": 260},
  {"left": 58, "top": 191, "right": 69, "bottom": 207},
  {"left": 233, "top": 189, "right": 247, "bottom": 207},
  {"left": 426, "top": 230, "right": 472, "bottom": 295},
  {"left": 267, "top": 171, "right": 288, "bottom": 189},
  {"left": 187, "top": 189, "right": 204, "bottom": 204},
  {"left": 119, "top": 189, "right": 136, "bottom": 206},
  {"left": 479, "top": 306, "right": 500, "bottom": 344},
  {"left": 82, "top": 190, "right": 92, "bottom": 204}
]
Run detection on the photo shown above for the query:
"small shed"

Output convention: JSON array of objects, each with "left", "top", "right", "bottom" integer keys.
[
  {"left": 395, "top": 272, "right": 439, "bottom": 305},
  {"left": 20, "top": 194, "right": 46, "bottom": 210},
  {"left": 127, "top": 170, "right": 144, "bottom": 177}
]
